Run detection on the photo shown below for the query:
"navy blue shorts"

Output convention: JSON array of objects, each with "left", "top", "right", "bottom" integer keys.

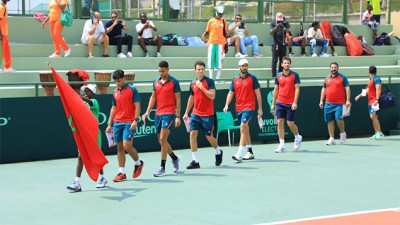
[
  {"left": 113, "top": 122, "right": 135, "bottom": 143},
  {"left": 190, "top": 114, "right": 215, "bottom": 136},
  {"left": 275, "top": 102, "right": 296, "bottom": 121},
  {"left": 237, "top": 110, "right": 254, "bottom": 124},
  {"left": 155, "top": 114, "right": 176, "bottom": 134}
]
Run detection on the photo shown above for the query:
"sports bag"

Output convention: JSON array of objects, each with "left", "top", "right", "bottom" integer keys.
[
  {"left": 60, "top": 4, "right": 73, "bottom": 27},
  {"left": 344, "top": 33, "right": 363, "bottom": 56},
  {"left": 359, "top": 41, "right": 375, "bottom": 55},
  {"left": 320, "top": 22, "right": 332, "bottom": 40},
  {"left": 330, "top": 25, "right": 346, "bottom": 46},
  {"left": 162, "top": 33, "right": 178, "bottom": 45},
  {"left": 379, "top": 83, "right": 396, "bottom": 110}
]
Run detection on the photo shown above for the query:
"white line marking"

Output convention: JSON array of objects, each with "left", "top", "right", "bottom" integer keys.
[{"left": 254, "top": 207, "right": 400, "bottom": 225}]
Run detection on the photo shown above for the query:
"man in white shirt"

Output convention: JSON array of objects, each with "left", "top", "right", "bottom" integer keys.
[
  {"left": 307, "top": 21, "right": 330, "bottom": 57},
  {"left": 136, "top": 13, "right": 162, "bottom": 57},
  {"left": 228, "top": 14, "right": 262, "bottom": 58},
  {"left": 81, "top": 11, "right": 109, "bottom": 58}
]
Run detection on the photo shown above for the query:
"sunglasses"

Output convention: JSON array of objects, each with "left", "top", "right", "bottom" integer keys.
[
  {"left": 111, "top": 16, "right": 117, "bottom": 18},
  {"left": 236, "top": 17, "right": 242, "bottom": 20}
]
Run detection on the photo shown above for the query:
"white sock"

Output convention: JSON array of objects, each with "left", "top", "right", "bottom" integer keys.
[
  {"left": 209, "top": 69, "right": 213, "bottom": 79},
  {"left": 100, "top": 174, "right": 105, "bottom": 178},
  {"left": 295, "top": 134, "right": 301, "bottom": 139},
  {"left": 246, "top": 144, "right": 252, "bottom": 149},
  {"left": 135, "top": 160, "right": 141, "bottom": 166},
  {"left": 215, "top": 147, "right": 221, "bottom": 155},
  {"left": 192, "top": 152, "right": 199, "bottom": 162},
  {"left": 279, "top": 139, "right": 285, "bottom": 145},
  {"left": 216, "top": 69, "right": 222, "bottom": 79},
  {"left": 119, "top": 167, "right": 126, "bottom": 174},
  {"left": 75, "top": 177, "right": 80, "bottom": 182},
  {"left": 236, "top": 146, "right": 246, "bottom": 157}
]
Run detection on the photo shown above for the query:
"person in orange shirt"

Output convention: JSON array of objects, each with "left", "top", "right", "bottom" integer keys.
[
  {"left": 200, "top": 6, "right": 228, "bottom": 80},
  {"left": 41, "top": 0, "right": 71, "bottom": 58},
  {"left": 0, "top": 0, "right": 15, "bottom": 72}
]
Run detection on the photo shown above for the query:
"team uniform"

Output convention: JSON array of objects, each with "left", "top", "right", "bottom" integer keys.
[
  {"left": 205, "top": 18, "right": 227, "bottom": 70},
  {"left": 189, "top": 76, "right": 215, "bottom": 136},
  {"left": 112, "top": 84, "right": 141, "bottom": 142},
  {"left": 367, "top": 75, "right": 381, "bottom": 114},
  {"left": 185, "top": 74, "right": 223, "bottom": 169},
  {"left": 273, "top": 70, "right": 302, "bottom": 153},
  {"left": 323, "top": 73, "right": 349, "bottom": 122},
  {"left": 229, "top": 73, "right": 260, "bottom": 123},
  {"left": 153, "top": 75, "right": 181, "bottom": 133},
  {"left": 189, "top": 76, "right": 216, "bottom": 136},
  {"left": 275, "top": 70, "right": 301, "bottom": 121}
]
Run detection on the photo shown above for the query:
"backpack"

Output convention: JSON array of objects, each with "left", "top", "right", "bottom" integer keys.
[
  {"left": 373, "top": 33, "right": 391, "bottom": 46},
  {"left": 162, "top": 33, "right": 178, "bottom": 45},
  {"left": 330, "top": 25, "right": 346, "bottom": 46}
]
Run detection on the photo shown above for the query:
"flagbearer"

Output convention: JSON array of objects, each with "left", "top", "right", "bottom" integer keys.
[
  {"left": 67, "top": 84, "right": 107, "bottom": 192},
  {"left": 106, "top": 69, "right": 144, "bottom": 182}
]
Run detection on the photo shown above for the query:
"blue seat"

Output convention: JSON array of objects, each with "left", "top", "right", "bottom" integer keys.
[{"left": 216, "top": 112, "right": 241, "bottom": 146}]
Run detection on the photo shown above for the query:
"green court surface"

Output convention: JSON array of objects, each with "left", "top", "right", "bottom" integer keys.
[{"left": 1, "top": 136, "right": 399, "bottom": 225}]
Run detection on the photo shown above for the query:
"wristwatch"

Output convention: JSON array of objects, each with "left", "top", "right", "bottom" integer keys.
[
  {"left": 134, "top": 118, "right": 140, "bottom": 122},
  {"left": 176, "top": 115, "right": 181, "bottom": 118}
]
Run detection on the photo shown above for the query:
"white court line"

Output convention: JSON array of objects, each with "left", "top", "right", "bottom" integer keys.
[{"left": 254, "top": 207, "right": 400, "bottom": 225}]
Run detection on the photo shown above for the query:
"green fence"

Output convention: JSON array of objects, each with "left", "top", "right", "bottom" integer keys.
[{"left": 8, "top": 0, "right": 399, "bottom": 24}]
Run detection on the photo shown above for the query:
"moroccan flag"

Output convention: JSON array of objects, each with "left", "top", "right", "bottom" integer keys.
[{"left": 51, "top": 67, "right": 108, "bottom": 181}]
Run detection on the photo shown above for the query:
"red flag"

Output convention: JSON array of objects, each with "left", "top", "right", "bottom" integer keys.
[{"left": 51, "top": 67, "right": 108, "bottom": 181}]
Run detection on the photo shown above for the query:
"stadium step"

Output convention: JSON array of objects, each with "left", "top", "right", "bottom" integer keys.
[{"left": 8, "top": 44, "right": 399, "bottom": 58}]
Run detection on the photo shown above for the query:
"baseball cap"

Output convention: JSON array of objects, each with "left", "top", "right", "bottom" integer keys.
[
  {"left": 238, "top": 59, "right": 249, "bottom": 66},
  {"left": 81, "top": 84, "right": 97, "bottom": 94},
  {"left": 276, "top": 12, "right": 284, "bottom": 22},
  {"left": 214, "top": 6, "right": 224, "bottom": 14}
]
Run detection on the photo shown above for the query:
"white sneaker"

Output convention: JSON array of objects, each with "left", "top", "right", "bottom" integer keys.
[
  {"left": 126, "top": 52, "right": 133, "bottom": 58},
  {"left": 155, "top": 52, "right": 162, "bottom": 57},
  {"left": 326, "top": 137, "right": 336, "bottom": 145},
  {"left": 242, "top": 152, "right": 254, "bottom": 160},
  {"left": 145, "top": 52, "right": 150, "bottom": 57},
  {"left": 3, "top": 68, "right": 16, "bottom": 73},
  {"left": 235, "top": 52, "right": 247, "bottom": 58},
  {"left": 231, "top": 154, "right": 242, "bottom": 162},
  {"left": 66, "top": 181, "right": 81, "bottom": 192},
  {"left": 319, "top": 53, "right": 331, "bottom": 57},
  {"left": 294, "top": 135, "right": 303, "bottom": 151},
  {"left": 117, "top": 53, "right": 127, "bottom": 58},
  {"left": 49, "top": 53, "right": 61, "bottom": 58},
  {"left": 153, "top": 167, "right": 167, "bottom": 177},
  {"left": 332, "top": 51, "right": 338, "bottom": 56},
  {"left": 311, "top": 53, "right": 318, "bottom": 57},
  {"left": 274, "top": 145, "right": 286, "bottom": 153},
  {"left": 340, "top": 132, "right": 347, "bottom": 144},
  {"left": 96, "top": 177, "right": 107, "bottom": 188},
  {"left": 375, "top": 132, "right": 385, "bottom": 139},
  {"left": 64, "top": 48, "right": 71, "bottom": 57},
  {"left": 172, "top": 156, "right": 181, "bottom": 173}
]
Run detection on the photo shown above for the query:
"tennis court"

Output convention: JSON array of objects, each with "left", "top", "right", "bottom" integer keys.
[{"left": 0, "top": 135, "right": 399, "bottom": 225}]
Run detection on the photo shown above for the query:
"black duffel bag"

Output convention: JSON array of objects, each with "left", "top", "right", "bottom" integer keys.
[{"left": 379, "top": 83, "right": 396, "bottom": 110}]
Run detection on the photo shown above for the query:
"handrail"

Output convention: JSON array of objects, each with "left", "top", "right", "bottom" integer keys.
[{"left": 0, "top": 75, "right": 399, "bottom": 97}]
